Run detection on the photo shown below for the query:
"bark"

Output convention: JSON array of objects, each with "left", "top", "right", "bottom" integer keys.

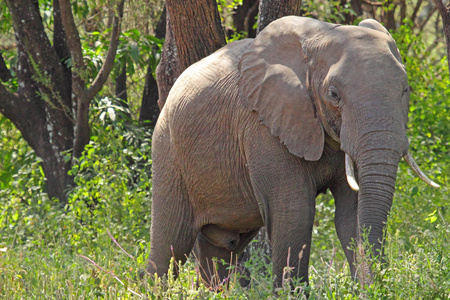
[
  {"left": 53, "top": 0, "right": 71, "bottom": 62},
  {"left": 166, "top": 0, "right": 226, "bottom": 71},
  {"left": 399, "top": 0, "right": 407, "bottom": 25},
  {"left": 115, "top": 63, "right": 132, "bottom": 120},
  {"left": 155, "top": 9, "right": 180, "bottom": 110},
  {"left": 139, "top": 7, "right": 166, "bottom": 126},
  {"left": 350, "top": 0, "right": 363, "bottom": 16},
  {"left": 53, "top": 0, "right": 72, "bottom": 114},
  {"left": 433, "top": 0, "right": 450, "bottom": 73},
  {"left": 257, "top": 0, "right": 303, "bottom": 33},
  {"left": 156, "top": 0, "right": 226, "bottom": 108}
]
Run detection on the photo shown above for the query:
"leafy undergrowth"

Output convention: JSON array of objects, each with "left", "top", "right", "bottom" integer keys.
[{"left": 1, "top": 212, "right": 449, "bottom": 299}]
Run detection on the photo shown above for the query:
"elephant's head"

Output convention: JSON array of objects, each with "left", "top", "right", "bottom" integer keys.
[{"left": 238, "top": 17, "right": 438, "bottom": 261}]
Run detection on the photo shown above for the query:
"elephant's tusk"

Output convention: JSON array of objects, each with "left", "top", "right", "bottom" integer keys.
[
  {"left": 403, "top": 151, "right": 440, "bottom": 188},
  {"left": 345, "top": 154, "right": 360, "bottom": 191}
]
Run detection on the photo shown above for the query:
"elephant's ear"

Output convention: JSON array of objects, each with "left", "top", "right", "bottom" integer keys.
[{"left": 238, "top": 17, "right": 325, "bottom": 161}]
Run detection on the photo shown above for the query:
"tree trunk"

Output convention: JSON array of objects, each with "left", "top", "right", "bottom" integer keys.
[
  {"left": 1, "top": 0, "right": 123, "bottom": 203},
  {"left": 339, "top": 0, "right": 363, "bottom": 25},
  {"left": 139, "top": 63, "right": 161, "bottom": 126},
  {"left": 433, "top": 0, "right": 450, "bottom": 74},
  {"left": 3, "top": 0, "right": 75, "bottom": 203},
  {"left": 231, "top": 0, "right": 259, "bottom": 38},
  {"left": 383, "top": 0, "right": 397, "bottom": 31},
  {"left": 115, "top": 63, "right": 128, "bottom": 103},
  {"left": 155, "top": 9, "right": 180, "bottom": 110},
  {"left": 257, "top": 0, "right": 302, "bottom": 33},
  {"left": 115, "top": 62, "right": 131, "bottom": 120},
  {"left": 139, "top": 7, "right": 166, "bottom": 127},
  {"left": 156, "top": 0, "right": 226, "bottom": 109}
]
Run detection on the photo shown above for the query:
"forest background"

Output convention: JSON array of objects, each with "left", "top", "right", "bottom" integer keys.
[{"left": 0, "top": 0, "right": 449, "bottom": 298}]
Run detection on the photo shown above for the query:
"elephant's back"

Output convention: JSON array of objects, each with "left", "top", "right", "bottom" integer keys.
[
  {"left": 162, "top": 38, "right": 254, "bottom": 154},
  {"left": 163, "top": 39, "right": 253, "bottom": 118}
]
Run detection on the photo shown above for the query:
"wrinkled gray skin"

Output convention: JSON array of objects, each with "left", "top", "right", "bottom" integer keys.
[{"left": 147, "top": 16, "right": 410, "bottom": 288}]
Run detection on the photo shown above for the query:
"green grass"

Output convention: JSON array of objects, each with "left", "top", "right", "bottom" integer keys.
[{"left": 1, "top": 182, "right": 449, "bottom": 299}]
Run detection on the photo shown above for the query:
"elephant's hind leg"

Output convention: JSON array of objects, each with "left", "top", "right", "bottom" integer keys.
[
  {"left": 146, "top": 169, "right": 198, "bottom": 280},
  {"left": 194, "top": 229, "right": 258, "bottom": 288}
]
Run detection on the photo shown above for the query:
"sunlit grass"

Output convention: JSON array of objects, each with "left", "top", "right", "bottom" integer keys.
[{"left": 1, "top": 195, "right": 449, "bottom": 299}]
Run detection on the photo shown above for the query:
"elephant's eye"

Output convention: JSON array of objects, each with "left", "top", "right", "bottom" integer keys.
[
  {"left": 328, "top": 86, "right": 341, "bottom": 104},
  {"left": 402, "top": 86, "right": 411, "bottom": 96}
]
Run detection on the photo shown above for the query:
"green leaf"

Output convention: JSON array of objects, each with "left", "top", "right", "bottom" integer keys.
[{"left": 130, "top": 42, "right": 139, "bottom": 64}]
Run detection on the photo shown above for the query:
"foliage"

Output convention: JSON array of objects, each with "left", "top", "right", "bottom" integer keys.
[
  {"left": 0, "top": 103, "right": 154, "bottom": 298},
  {"left": 81, "top": 25, "right": 163, "bottom": 117},
  {"left": 303, "top": 0, "right": 359, "bottom": 24}
]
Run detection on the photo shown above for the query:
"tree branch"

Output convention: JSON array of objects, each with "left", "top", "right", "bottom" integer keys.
[
  {"left": 419, "top": 7, "right": 438, "bottom": 32},
  {"left": 433, "top": 0, "right": 448, "bottom": 17},
  {"left": 53, "top": 0, "right": 71, "bottom": 61},
  {"left": 0, "top": 80, "right": 48, "bottom": 155},
  {"left": 432, "top": 0, "right": 450, "bottom": 73},
  {"left": 400, "top": 0, "right": 406, "bottom": 24},
  {"left": 245, "top": 0, "right": 260, "bottom": 35},
  {"left": 85, "top": 0, "right": 124, "bottom": 103},
  {"left": 361, "top": 0, "right": 383, "bottom": 6},
  {"left": 58, "top": 0, "right": 86, "bottom": 95},
  {"left": 72, "top": 0, "right": 125, "bottom": 158},
  {"left": 411, "top": 0, "right": 423, "bottom": 26}
]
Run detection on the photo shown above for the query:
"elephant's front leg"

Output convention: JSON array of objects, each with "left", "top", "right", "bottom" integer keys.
[
  {"left": 243, "top": 124, "right": 318, "bottom": 288},
  {"left": 267, "top": 194, "right": 316, "bottom": 288},
  {"left": 330, "top": 180, "right": 359, "bottom": 278}
]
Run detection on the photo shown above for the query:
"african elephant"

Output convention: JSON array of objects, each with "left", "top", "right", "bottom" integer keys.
[{"left": 146, "top": 16, "right": 438, "bottom": 288}]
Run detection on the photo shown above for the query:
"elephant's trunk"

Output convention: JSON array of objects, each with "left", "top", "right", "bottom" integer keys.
[
  {"left": 351, "top": 141, "right": 402, "bottom": 285},
  {"left": 356, "top": 147, "right": 400, "bottom": 252},
  {"left": 339, "top": 95, "right": 408, "bottom": 277}
]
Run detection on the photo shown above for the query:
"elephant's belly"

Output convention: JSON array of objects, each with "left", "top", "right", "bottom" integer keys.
[
  {"left": 202, "top": 194, "right": 264, "bottom": 233},
  {"left": 187, "top": 171, "right": 264, "bottom": 233}
]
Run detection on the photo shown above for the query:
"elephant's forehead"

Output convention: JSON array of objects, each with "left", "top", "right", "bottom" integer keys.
[
  {"left": 326, "top": 27, "right": 403, "bottom": 66},
  {"left": 333, "top": 25, "right": 394, "bottom": 48}
]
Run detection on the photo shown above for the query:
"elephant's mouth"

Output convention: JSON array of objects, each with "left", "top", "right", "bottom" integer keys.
[{"left": 344, "top": 152, "right": 439, "bottom": 191}]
